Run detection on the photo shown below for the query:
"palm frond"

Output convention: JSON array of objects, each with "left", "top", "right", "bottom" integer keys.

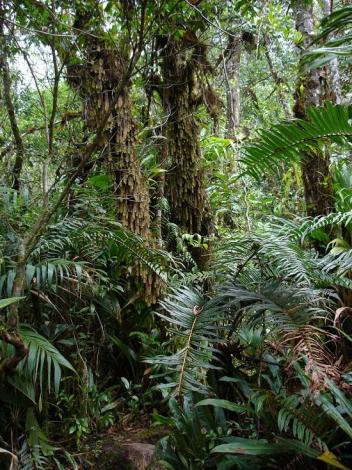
[
  {"left": 214, "top": 281, "right": 327, "bottom": 333},
  {"left": 32, "top": 215, "right": 169, "bottom": 281},
  {"left": 285, "top": 212, "right": 352, "bottom": 243},
  {"left": 241, "top": 103, "right": 352, "bottom": 179},
  {"left": 213, "top": 228, "right": 318, "bottom": 287},
  {"left": 215, "top": 219, "right": 352, "bottom": 296},
  {"left": 305, "top": 6, "right": 352, "bottom": 67},
  {"left": 11, "top": 327, "right": 75, "bottom": 399},
  {"left": 317, "top": 392, "right": 352, "bottom": 439},
  {"left": 320, "top": 6, "right": 352, "bottom": 38}
]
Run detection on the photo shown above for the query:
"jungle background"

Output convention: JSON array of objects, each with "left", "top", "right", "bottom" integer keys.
[{"left": 1, "top": 0, "right": 352, "bottom": 468}]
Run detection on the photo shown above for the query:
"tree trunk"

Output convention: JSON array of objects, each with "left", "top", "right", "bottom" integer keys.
[
  {"left": 321, "top": 0, "right": 342, "bottom": 104},
  {"left": 67, "top": 40, "right": 150, "bottom": 238},
  {"left": 159, "top": 33, "right": 213, "bottom": 236},
  {"left": 0, "top": 240, "right": 28, "bottom": 380},
  {"left": 294, "top": 1, "right": 334, "bottom": 217},
  {"left": 223, "top": 32, "right": 242, "bottom": 139}
]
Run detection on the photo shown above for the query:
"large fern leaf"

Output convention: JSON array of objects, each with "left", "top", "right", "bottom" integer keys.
[
  {"left": 242, "top": 103, "right": 352, "bottom": 179},
  {"left": 147, "top": 287, "right": 223, "bottom": 397}
]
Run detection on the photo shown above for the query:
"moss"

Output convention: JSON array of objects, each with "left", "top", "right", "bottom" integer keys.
[{"left": 125, "top": 426, "right": 167, "bottom": 444}]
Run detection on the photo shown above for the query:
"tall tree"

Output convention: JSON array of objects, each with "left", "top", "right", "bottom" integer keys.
[
  {"left": 222, "top": 32, "right": 242, "bottom": 139},
  {"left": 68, "top": 7, "right": 150, "bottom": 237},
  {"left": 321, "top": 0, "right": 342, "bottom": 104},
  {"left": 293, "top": 0, "right": 334, "bottom": 217},
  {"left": 157, "top": 31, "right": 217, "bottom": 237}
]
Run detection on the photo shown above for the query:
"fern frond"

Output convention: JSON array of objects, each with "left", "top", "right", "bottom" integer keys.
[
  {"left": 147, "top": 287, "right": 223, "bottom": 397},
  {"left": 286, "top": 212, "right": 352, "bottom": 243},
  {"left": 278, "top": 395, "right": 325, "bottom": 446},
  {"left": 242, "top": 103, "right": 352, "bottom": 179},
  {"left": 214, "top": 281, "right": 327, "bottom": 332}
]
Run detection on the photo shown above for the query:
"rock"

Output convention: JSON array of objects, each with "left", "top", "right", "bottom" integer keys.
[
  {"left": 121, "top": 442, "right": 157, "bottom": 469},
  {"left": 89, "top": 433, "right": 164, "bottom": 469}
]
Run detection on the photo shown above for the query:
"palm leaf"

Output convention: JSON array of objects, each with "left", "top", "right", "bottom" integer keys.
[
  {"left": 241, "top": 104, "right": 352, "bottom": 179},
  {"left": 210, "top": 437, "right": 318, "bottom": 458},
  {"left": 286, "top": 212, "right": 352, "bottom": 243},
  {"left": 14, "top": 326, "right": 75, "bottom": 398},
  {"left": 305, "top": 6, "right": 352, "bottom": 67},
  {"left": 316, "top": 381, "right": 352, "bottom": 439},
  {"left": 0, "top": 296, "right": 25, "bottom": 309},
  {"left": 196, "top": 398, "right": 250, "bottom": 413}
]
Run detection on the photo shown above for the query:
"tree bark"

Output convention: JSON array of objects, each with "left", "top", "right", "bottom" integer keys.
[
  {"left": 67, "top": 39, "right": 150, "bottom": 237},
  {"left": 158, "top": 33, "right": 214, "bottom": 236},
  {"left": 223, "top": 32, "right": 242, "bottom": 139},
  {"left": 321, "top": 0, "right": 342, "bottom": 104},
  {"left": 0, "top": 240, "right": 28, "bottom": 380},
  {"left": 294, "top": 1, "right": 334, "bottom": 217}
]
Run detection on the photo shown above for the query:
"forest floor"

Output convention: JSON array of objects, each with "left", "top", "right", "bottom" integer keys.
[{"left": 83, "top": 418, "right": 167, "bottom": 469}]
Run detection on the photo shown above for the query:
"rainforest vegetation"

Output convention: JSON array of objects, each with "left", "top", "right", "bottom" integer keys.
[{"left": 1, "top": 0, "right": 352, "bottom": 468}]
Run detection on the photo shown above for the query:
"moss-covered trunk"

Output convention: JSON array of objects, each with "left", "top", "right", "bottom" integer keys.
[
  {"left": 294, "top": 2, "right": 334, "bottom": 217},
  {"left": 68, "top": 40, "right": 150, "bottom": 237},
  {"left": 159, "top": 34, "right": 214, "bottom": 236}
]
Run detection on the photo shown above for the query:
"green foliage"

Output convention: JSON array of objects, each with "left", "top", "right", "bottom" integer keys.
[
  {"left": 210, "top": 437, "right": 318, "bottom": 458},
  {"left": 306, "top": 5, "right": 352, "bottom": 67},
  {"left": 152, "top": 210, "right": 352, "bottom": 468},
  {"left": 242, "top": 103, "right": 352, "bottom": 179},
  {"left": 148, "top": 287, "right": 223, "bottom": 396},
  {"left": 1, "top": 326, "right": 75, "bottom": 404},
  {"left": 19, "top": 327, "right": 75, "bottom": 396},
  {"left": 155, "top": 396, "right": 229, "bottom": 469},
  {"left": 2, "top": 0, "right": 352, "bottom": 468},
  {"left": 0, "top": 296, "right": 25, "bottom": 309}
]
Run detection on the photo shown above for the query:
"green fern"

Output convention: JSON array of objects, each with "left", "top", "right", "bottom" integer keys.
[
  {"left": 241, "top": 103, "right": 352, "bottom": 179},
  {"left": 147, "top": 287, "right": 223, "bottom": 397},
  {"left": 277, "top": 394, "right": 325, "bottom": 446}
]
